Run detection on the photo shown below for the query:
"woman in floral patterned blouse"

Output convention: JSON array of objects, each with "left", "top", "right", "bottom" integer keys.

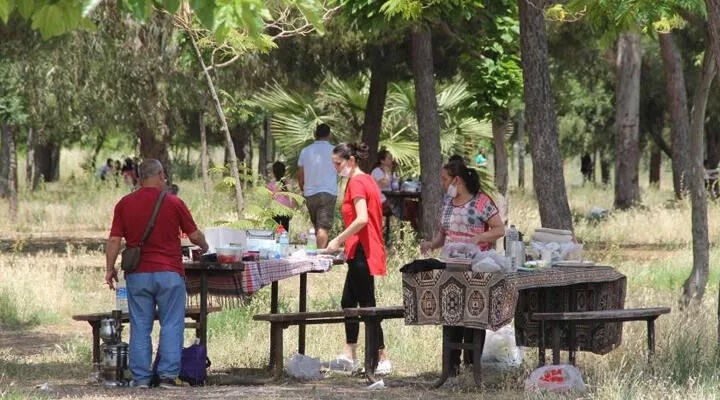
[{"left": 420, "top": 159, "right": 505, "bottom": 375}]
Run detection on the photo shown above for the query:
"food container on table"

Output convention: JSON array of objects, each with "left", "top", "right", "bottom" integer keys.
[{"left": 215, "top": 246, "right": 242, "bottom": 263}]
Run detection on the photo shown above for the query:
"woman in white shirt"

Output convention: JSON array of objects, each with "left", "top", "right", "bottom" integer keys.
[{"left": 371, "top": 149, "right": 397, "bottom": 214}]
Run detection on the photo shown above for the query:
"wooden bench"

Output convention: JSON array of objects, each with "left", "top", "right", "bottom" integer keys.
[
  {"left": 72, "top": 306, "right": 222, "bottom": 365},
  {"left": 531, "top": 307, "right": 671, "bottom": 365},
  {"left": 253, "top": 306, "right": 405, "bottom": 382}
]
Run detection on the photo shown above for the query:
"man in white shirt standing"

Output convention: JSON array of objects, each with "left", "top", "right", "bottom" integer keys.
[{"left": 298, "top": 123, "right": 337, "bottom": 249}]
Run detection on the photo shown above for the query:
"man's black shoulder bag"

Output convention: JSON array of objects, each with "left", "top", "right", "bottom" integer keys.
[{"left": 120, "top": 191, "right": 168, "bottom": 273}]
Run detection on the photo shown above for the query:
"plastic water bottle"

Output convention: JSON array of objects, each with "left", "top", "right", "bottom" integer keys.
[
  {"left": 115, "top": 276, "right": 129, "bottom": 314},
  {"left": 306, "top": 228, "right": 317, "bottom": 256},
  {"left": 390, "top": 174, "right": 400, "bottom": 191},
  {"left": 506, "top": 225, "right": 520, "bottom": 271},
  {"left": 279, "top": 231, "right": 290, "bottom": 257}
]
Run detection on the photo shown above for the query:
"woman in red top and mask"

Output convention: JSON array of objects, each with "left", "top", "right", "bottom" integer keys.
[{"left": 326, "top": 142, "right": 391, "bottom": 375}]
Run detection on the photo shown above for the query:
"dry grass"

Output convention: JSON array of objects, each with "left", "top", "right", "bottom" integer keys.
[{"left": 2, "top": 150, "right": 720, "bottom": 399}]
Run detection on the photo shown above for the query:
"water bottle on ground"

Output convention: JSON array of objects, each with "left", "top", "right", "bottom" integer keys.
[
  {"left": 306, "top": 228, "right": 317, "bottom": 256},
  {"left": 115, "top": 275, "right": 129, "bottom": 314},
  {"left": 278, "top": 228, "right": 290, "bottom": 258}
]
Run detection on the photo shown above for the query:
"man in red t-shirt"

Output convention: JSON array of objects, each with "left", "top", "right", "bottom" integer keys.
[
  {"left": 105, "top": 159, "right": 208, "bottom": 389},
  {"left": 326, "top": 142, "right": 391, "bottom": 375}
]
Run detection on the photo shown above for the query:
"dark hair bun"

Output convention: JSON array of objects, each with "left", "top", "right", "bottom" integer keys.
[{"left": 352, "top": 142, "right": 370, "bottom": 161}]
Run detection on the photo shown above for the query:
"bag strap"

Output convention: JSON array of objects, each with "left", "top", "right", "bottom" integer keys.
[{"left": 139, "top": 190, "right": 168, "bottom": 246}]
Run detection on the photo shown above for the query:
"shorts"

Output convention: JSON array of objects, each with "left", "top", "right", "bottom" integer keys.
[{"left": 305, "top": 192, "right": 336, "bottom": 230}]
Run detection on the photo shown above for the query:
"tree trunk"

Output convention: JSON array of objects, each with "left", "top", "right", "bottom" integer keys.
[
  {"left": 137, "top": 122, "right": 172, "bottom": 183},
  {"left": 90, "top": 131, "right": 107, "bottom": 171},
  {"left": 492, "top": 117, "right": 509, "bottom": 226},
  {"left": 259, "top": 114, "right": 272, "bottom": 178},
  {"left": 705, "top": 0, "right": 720, "bottom": 349},
  {"left": 660, "top": 32, "right": 690, "bottom": 200},
  {"left": 199, "top": 111, "right": 210, "bottom": 194},
  {"left": 410, "top": 26, "right": 443, "bottom": 240},
  {"left": 681, "top": 47, "right": 716, "bottom": 305},
  {"left": 519, "top": 0, "right": 573, "bottom": 230},
  {"left": 0, "top": 124, "right": 11, "bottom": 198},
  {"left": 708, "top": 127, "right": 720, "bottom": 168},
  {"left": 649, "top": 145, "right": 661, "bottom": 186},
  {"left": 516, "top": 111, "right": 525, "bottom": 189},
  {"left": 33, "top": 141, "right": 60, "bottom": 187},
  {"left": 7, "top": 126, "right": 17, "bottom": 221},
  {"left": 187, "top": 29, "right": 244, "bottom": 216},
  {"left": 613, "top": 32, "right": 642, "bottom": 209},
  {"left": 601, "top": 156, "right": 611, "bottom": 185},
  {"left": 25, "top": 127, "right": 34, "bottom": 190},
  {"left": 360, "top": 46, "right": 390, "bottom": 172}
]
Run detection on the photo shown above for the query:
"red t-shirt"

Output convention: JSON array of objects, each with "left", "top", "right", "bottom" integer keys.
[
  {"left": 341, "top": 174, "right": 386, "bottom": 276},
  {"left": 110, "top": 187, "right": 199, "bottom": 276}
]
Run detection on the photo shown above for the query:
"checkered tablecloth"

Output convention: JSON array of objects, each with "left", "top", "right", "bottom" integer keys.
[{"left": 185, "top": 257, "right": 333, "bottom": 297}]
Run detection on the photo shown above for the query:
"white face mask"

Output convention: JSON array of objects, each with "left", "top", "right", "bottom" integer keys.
[
  {"left": 446, "top": 183, "right": 457, "bottom": 198},
  {"left": 340, "top": 163, "right": 352, "bottom": 178}
]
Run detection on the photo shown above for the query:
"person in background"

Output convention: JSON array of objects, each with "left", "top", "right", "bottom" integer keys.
[
  {"left": 268, "top": 161, "right": 295, "bottom": 232},
  {"left": 474, "top": 148, "right": 487, "bottom": 168},
  {"left": 105, "top": 159, "right": 209, "bottom": 389},
  {"left": 420, "top": 160, "right": 504, "bottom": 375},
  {"left": 370, "top": 149, "right": 400, "bottom": 216},
  {"left": 325, "top": 142, "right": 392, "bottom": 375},
  {"left": 121, "top": 158, "right": 138, "bottom": 188},
  {"left": 96, "top": 158, "right": 114, "bottom": 182},
  {"left": 297, "top": 123, "right": 337, "bottom": 248}
]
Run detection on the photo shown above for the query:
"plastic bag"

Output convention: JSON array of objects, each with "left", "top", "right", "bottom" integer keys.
[
  {"left": 525, "top": 365, "right": 586, "bottom": 393},
  {"left": 481, "top": 325, "right": 523, "bottom": 369},
  {"left": 285, "top": 353, "right": 323, "bottom": 380}
]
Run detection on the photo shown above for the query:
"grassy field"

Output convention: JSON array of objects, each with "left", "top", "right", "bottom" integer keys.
[{"left": 1, "top": 151, "right": 720, "bottom": 399}]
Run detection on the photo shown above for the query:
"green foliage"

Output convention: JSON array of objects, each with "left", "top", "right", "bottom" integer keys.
[{"left": 255, "top": 73, "right": 491, "bottom": 178}]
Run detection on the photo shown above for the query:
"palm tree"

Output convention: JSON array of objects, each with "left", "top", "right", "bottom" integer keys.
[{"left": 255, "top": 73, "right": 493, "bottom": 189}]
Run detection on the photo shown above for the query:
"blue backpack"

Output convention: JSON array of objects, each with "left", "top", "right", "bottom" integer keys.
[{"left": 152, "top": 342, "right": 211, "bottom": 386}]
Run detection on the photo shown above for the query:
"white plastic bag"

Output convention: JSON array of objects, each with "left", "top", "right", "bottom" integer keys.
[
  {"left": 285, "top": 353, "right": 323, "bottom": 380},
  {"left": 525, "top": 364, "right": 586, "bottom": 393},
  {"left": 481, "top": 325, "right": 523, "bottom": 369}
]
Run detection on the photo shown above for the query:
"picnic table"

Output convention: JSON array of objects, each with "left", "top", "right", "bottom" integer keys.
[
  {"left": 184, "top": 256, "right": 333, "bottom": 350},
  {"left": 382, "top": 190, "right": 421, "bottom": 241},
  {"left": 402, "top": 264, "right": 626, "bottom": 386}
]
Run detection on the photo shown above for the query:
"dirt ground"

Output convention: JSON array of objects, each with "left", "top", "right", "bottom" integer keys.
[{"left": 1, "top": 321, "right": 522, "bottom": 400}]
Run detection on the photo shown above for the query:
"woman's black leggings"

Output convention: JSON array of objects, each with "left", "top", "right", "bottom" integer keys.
[{"left": 340, "top": 244, "right": 385, "bottom": 349}]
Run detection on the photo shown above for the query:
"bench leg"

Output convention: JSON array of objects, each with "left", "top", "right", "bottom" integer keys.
[
  {"left": 298, "top": 273, "right": 307, "bottom": 355},
  {"left": 568, "top": 322, "right": 576, "bottom": 366},
  {"left": 551, "top": 322, "right": 561, "bottom": 365},
  {"left": 269, "top": 281, "right": 279, "bottom": 369},
  {"left": 647, "top": 318, "right": 656, "bottom": 361},
  {"left": 434, "top": 326, "right": 453, "bottom": 389},
  {"left": 537, "top": 320, "right": 546, "bottom": 367},
  {"left": 270, "top": 322, "right": 285, "bottom": 379},
  {"left": 471, "top": 329, "right": 485, "bottom": 386},
  {"left": 364, "top": 318, "right": 381, "bottom": 384},
  {"left": 89, "top": 321, "right": 101, "bottom": 365}
]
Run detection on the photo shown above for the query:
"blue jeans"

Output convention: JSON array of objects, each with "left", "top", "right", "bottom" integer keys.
[{"left": 126, "top": 271, "right": 186, "bottom": 384}]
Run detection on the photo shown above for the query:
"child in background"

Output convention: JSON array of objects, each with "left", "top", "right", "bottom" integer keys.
[{"left": 267, "top": 161, "right": 295, "bottom": 232}]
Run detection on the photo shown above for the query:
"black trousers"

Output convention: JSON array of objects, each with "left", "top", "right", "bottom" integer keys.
[{"left": 341, "top": 245, "right": 385, "bottom": 349}]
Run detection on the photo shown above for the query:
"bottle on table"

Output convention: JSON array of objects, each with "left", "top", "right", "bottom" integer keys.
[
  {"left": 306, "top": 228, "right": 317, "bottom": 256},
  {"left": 506, "top": 224, "right": 520, "bottom": 271},
  {"left": 278, "top": 225, "right": 290, "bottom": 257},
  {"left": 115, "top": 275, "right": 129, "bottom": 314}
]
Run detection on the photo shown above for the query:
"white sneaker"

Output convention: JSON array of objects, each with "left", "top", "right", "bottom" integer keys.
[
  {"left": 375, "top": 359, "right": 392, "bottom": 375},
  {"left": 326, "top": 355, "right": 357, "bottom": 372}
]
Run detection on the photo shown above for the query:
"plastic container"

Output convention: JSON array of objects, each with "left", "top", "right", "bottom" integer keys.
[
  {"left": 278, "top": 230, "right": 290, "bottom": 258},
  {"left": 306, "top": 228, "right": 317, "bottom": 256},
  {"left": 115, "top": 276, "right": 129, "bottom": 314},
  {"left": 216, "top": 246, "right": 241, "bottom": 263}
]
